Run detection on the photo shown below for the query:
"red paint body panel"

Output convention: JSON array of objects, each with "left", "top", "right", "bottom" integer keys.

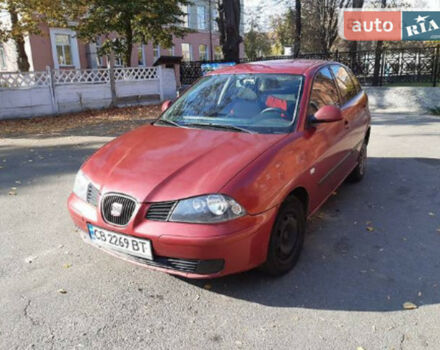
[{"left": 67, "top": 59, "right": 371, "bottom": 278}]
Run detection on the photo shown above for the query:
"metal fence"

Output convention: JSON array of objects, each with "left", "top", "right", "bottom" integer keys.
[{"left": 180, "top": 46, "right": 440, "bottom": 86}]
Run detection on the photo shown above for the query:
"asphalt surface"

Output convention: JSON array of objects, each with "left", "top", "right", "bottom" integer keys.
[{"left": 1, "top": 113, "right": 440, "bottom": 349}]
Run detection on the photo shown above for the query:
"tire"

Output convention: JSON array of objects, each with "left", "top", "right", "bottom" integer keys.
[
  {"left": 260, "top": 197, "right": 306, "bottom": 276},
  {"left": 348, "top": 142, "right": 367, "bottom": 183}
]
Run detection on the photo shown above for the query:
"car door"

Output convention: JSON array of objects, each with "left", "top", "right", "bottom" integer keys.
[
  {"left": 330, "top": 64, "right": 367, "bottom": 172},
  {"left": 305, "top": 66, "right": 351, "bottom": 210}
]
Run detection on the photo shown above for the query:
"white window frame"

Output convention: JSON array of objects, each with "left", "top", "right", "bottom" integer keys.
[
  {"left": 168, "top": 46, "right": 175, "bottom": 56},
  {"left": 114, "top": 56, "right": 123, "bottom": 67},
  {"left": 0, "top": 44, "right": 6, "bottom": 70},
  {"left": 50, "top": 28, "right": 80, "bottom": 69},
  {"left": 212, "top": 8, "right": 219, "bottom": 32},
  {"left": 153, "top": 45, "right": 161, "bottom": 61},
  {"left": 138, "top": 45, "right": 146, "bottom": 66},
  {"left": 181, "top": 43, "right": 192, "bottom": 61},
  {"left": 197, "top": 5, "right": 206, "bottom": 30},
  {"left": 95, "top": 37, "right": 105, "bottom": 67}
]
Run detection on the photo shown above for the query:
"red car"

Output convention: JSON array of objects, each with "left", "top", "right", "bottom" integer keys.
[{"left": 68, "top": 60, "right": 370, "bottom": 278}]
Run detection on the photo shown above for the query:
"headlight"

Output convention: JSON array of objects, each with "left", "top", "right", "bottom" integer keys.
[
  {"left": 169, "top": 194, "right": 245, "bottom": 223},
  {"left": 73, "top": 170, "right": 89, "bottom": 202}
]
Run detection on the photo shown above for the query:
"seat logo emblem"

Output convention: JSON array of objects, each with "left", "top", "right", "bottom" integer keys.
[{"left": 111, "top": 202, "right": 123, "bottom": 217}]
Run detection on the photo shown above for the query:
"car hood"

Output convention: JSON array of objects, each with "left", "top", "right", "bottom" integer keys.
[{"left": 83, "top": 124, "right": 286, "bottom": 202}]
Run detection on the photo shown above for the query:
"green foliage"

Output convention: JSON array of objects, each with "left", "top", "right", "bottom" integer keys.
[
  {"left": 428, "top": 106, "right": 440, "bottom": 116},
  {"left": 0, "top": 0, "right": 67, "bottom": 41},
  {"left": 69, "top": 0, "right": 191, "bottom": 66},
  {"left": 244, "top": 16, "right": 271, "bottom": 58}
]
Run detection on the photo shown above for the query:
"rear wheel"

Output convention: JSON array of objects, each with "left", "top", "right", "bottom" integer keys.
[
  {"left": 348, "top": 142, "right": 367, "bottom": 182},
  {"left": 260, "top": 197, "right": 305, "bottom": 276}
]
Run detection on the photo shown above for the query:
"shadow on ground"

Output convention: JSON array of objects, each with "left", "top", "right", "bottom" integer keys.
[
  {"left": 178, "top": 157, "right": 440, "bottom": 312},
  {"left": 2, "top": 133, "right": 440, "bottom": 312}
]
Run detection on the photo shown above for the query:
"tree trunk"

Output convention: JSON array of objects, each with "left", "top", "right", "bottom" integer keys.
[
  {"left": 348, "top": 0, "right": 364, "bottom": 73},
  {"left": 218, "top": 0, "right": 242, "bottom": 62},
  {"left": 124, "top": 19, "right": 133, "bottom": 67},
  {"left": 8, "top": 4, "right": 30, "bottom": 71},
  {"left": 293, "top": 0, "right": 301, "bottom": 57},
  {"left": 372, "top": 0, "right": 386, "bottom": 86}
]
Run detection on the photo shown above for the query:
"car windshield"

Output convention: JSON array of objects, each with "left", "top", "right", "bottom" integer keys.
[{"left": 159, "top": 73, "right": 304, "bottom": 134}]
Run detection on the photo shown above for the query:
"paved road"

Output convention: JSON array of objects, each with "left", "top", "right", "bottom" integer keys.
[{"left": 1, "top": 113, "right": 440, "bottom": 349}]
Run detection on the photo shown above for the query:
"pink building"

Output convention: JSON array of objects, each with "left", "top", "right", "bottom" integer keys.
[{"left": 0, "top": 1, "right": 244, "bottom": 72}]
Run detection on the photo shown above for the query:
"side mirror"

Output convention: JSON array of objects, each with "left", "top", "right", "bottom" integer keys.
[
  {"left": 161, "top": 100, "right": 173, "bottom": 112},
  {"left": 310, "top": 105, "right": 343, "bottom": 124}
]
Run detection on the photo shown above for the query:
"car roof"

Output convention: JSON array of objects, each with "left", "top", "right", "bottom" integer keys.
[{"left": 207, "top": 59, "right": 334, "bottom": 76}]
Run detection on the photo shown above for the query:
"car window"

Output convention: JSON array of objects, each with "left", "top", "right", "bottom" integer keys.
[
  {"left": 330, "top": 65, "right": 358, "bottom": 104},
  {"left": 160, "top": 73, "right": 304, "bottom": 134},
  {"left": 308, "top": 67, "right": 340, "bottom": 116}
]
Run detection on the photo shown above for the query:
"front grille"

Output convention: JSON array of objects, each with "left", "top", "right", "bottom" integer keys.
[
  {"left": 146, "top": 201, "right": 177, "bottom": 221},
  {"left": 86, "top": 183, "right": 99, "bottom": 207},
  {"left": 102, "top": 194, "right": 137, "bottom": 226}
]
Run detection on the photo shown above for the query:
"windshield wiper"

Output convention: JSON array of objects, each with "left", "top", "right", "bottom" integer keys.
[
  {"left": 154, "top": 119, "right": 182, "bottom": 128},
  {"left": 184, "top": 122, "right": 255, "bottom": 134}
]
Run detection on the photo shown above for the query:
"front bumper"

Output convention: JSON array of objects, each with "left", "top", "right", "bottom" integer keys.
[{"left": 67, "top": 193, "right": 278, "bottom": 278}]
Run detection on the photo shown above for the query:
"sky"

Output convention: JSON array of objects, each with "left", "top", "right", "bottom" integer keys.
[{"left": 243, "top": 0, "right": 440, "bottom": 31}]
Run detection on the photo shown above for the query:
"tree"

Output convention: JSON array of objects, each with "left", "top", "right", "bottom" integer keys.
[
  {"left": 71, "top": 0, "right": 190, "bottom": 67},
  {"left": 244, "top": 17, "right": 271, "bottom": 59},
  {"left": 372, "top": 0, "right": 387, "bottom": 86},
  {"left": 314, "top": 0, "right": 351, "bottom": 57},
  {"left": 348, "top": 0, "right": 364, "bottom": 73},
  {"left": 0, "top": 0, "right": 66, "bottom": 71},
  {"left": 270, "top": 9, "right": 294, "bottom": 50},
  {"left": 293, "top": 0, "right": 301, "bottom": 57},
  {"left": 217, "top": 0, "right": 242, "bottom": 62}
]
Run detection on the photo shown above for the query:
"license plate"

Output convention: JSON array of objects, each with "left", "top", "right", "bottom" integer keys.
[{"left": 87, "top": 224, "right": 153, "bottom": 260}]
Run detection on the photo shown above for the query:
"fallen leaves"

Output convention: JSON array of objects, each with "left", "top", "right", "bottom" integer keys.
[
  {"left": 366, "top": 226, "right": 375, "bottom": 232},
  {"left": 0, "top": 104, "right": 161, "bottom": 137},
  {"left": 203, "top": 283, "right": 212, "bottom": 290},
  {"left": 63, "top": 263, "right": 72, "bottom": 269},
  {"left": 57, "top": 289, "right": 67, "bottom": 294},
  {"left": 403, "top": 301, "right": 417, "bottom": 310}
]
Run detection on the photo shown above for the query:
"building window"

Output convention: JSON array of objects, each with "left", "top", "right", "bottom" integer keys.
[
  {"left": 0, "top": 44, "right": 6, "bottom": 70},
  {"left": 50, "top": 28, "right": 80, "bottom": 69},
  {"left": 153, "top": 45, "right": 161, "bottom": 61},
  {"left": 212, "top": 8, "right": 219, "bottom": 31},
  {"left": 138, "top": 45, "right": 145, "bottom": 66},
  {"left": 197, "top": 5, "right": 206, "bottom": 30},
  {"left": 168, "top": 46, "right": 175, "bottom": 56},
  {"left": 181, "top": 43, "right": 192, "bottom": 61},
  {"left": 199, "top": 44, "right": 208, "bottom": 61},
  {"left": 95, "top": 37, "right": 105, "bottom": 67},
  {"left": 114, "top": 56, "right": 123, "bottom": 67},
  {"left": 55, "top": 34, "right": 73, "bottom": 66},
  {"left": 214, "top": 46, "right": 223, "bottom": 60},
  {"left": 181, "top": 5, "right": 190, "bottom": 28}
]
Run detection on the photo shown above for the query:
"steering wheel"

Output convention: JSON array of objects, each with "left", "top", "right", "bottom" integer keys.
[{"left": 260, "top": 107, "right": 285, "bottom": 115}]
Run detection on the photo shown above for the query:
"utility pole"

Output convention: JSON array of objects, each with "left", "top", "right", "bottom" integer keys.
[{"left": 209, "top": 0, "right": 213, "bottom": 60}]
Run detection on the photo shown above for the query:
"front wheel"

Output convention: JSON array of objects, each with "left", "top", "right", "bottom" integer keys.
[
  {"left": 348, "top": 142, "right": 367, "bottom": 182},
  {"left": 260, "top": 197, "right": 306, "bottom": 276}
]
